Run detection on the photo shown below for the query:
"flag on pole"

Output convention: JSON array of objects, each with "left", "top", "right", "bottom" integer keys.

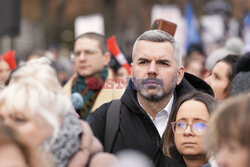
[
  {"left": 185, "top": 2, "right": 201, "bottom": 50},
  {"left": 107, "top": 36, "right": 131, "bottom": 75}
]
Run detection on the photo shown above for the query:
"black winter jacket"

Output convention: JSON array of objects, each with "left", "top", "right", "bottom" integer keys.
[{"left": 88, "top": 73, "right": 213, "bottom": 167}]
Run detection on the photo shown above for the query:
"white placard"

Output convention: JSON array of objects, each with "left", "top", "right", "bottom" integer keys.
[
  {"left": 200, "top": 14, "right": 224, "bottom": 44},
  {"left": 74, "top": 14, "right": 104, "bottom": 38}
]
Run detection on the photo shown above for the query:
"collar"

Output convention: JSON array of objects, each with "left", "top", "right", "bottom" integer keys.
[{"left": 137, "top": 93, "right": 174, "bottom": 120}]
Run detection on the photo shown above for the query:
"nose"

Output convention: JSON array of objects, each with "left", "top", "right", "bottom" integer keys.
[
  {"left": 183, "top": 125, "right": 193, "bottom": 135},
  {"left": 147, "top": 60, "right": 157, "bottom": 76},
  {"left": 215, "top": 148, "right": 227, "bottom": 167},
  {"left": 204, "top": 76, "right": 211, "bottom": 85},
  {"left": 78, "top": 52, "right": 86, "bottom": 61}
]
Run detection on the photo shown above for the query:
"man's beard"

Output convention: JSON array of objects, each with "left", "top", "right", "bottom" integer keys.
[{"left": 137, "top": 76, "right": 177, "bottom": 102}]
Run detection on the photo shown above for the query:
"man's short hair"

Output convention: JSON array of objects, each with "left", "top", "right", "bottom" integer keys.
[
  {"left": 132, "top": 30, "right": 182, "bottom": 66},
  {"left": 74, "top": 32, "right": 108, "bottom": 53}
]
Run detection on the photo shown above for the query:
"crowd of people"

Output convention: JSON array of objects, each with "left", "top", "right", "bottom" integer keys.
[{"left": 0, "top": 19, "right": 249, "bottom": 167}]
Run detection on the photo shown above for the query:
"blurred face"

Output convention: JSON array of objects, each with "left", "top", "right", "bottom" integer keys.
[
  {"left": 174, "top": 100, "right": 209, "bottom": 157},
  {"left": 205, "top": 62, "right": 231, "bottom": 100},
  {"left": 116, "top": 67, "right": 130, "bottom": 87},
  {"left": 73, "top": 37, "right": 110, "bottom": 77},
  {"left": 132, "top": 40, "right": 184, "bottom": 101},
  {"left": 216, "top": 140, "right": 249, "bottom": 167},
  {"left": 0, "top": 104, "right": 53, "bottom": 147},
  {"left": 0, "top": 144, "right": 27, "bottom": 167},
  {"left": 185, "top": 60, "right": 204, "bottom": 79},
  {"left": 117, "top": 67, "right": 129, "bottom": 80},
  {"left": 0, "top": 60, "right": 11, "bottom": 84}
]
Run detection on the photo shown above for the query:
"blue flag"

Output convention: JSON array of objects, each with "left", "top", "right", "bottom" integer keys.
[{"left": 185, "top": 2, "right": 201, "bottom": 50}]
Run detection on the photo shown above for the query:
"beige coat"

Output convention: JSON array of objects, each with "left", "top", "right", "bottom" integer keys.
[{"left": 63, "top": 68, "right": 125, "bottom": 112}]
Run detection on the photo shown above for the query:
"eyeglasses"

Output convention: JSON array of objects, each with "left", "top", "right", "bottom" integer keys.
[
  {"left": 71, "top": 50, "right": 98, "bottom": 59},
  {"left": 171, "top": 121, "right": 208, "bottom": 135}
]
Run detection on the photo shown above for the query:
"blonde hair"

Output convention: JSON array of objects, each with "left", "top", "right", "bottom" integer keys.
[
  {"left": 0, "top": 77, "right": 72, "bottom": 144},
  {"left": 10, "top": 57, "right": 62, "bottom": 93}
]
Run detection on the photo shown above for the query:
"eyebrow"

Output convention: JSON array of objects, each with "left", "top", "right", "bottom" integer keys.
[
  {"left": 137, "top": 58, "right": 149, "bottom": 62},
  {"left": 156, "top": 59, "right": 170, "bottom": 64},
  {"left": 177, "top": 118, "right": 207, "bottom": 122},
  {"left": 137, "top": 58, "right": 171, "bottom": 63}
]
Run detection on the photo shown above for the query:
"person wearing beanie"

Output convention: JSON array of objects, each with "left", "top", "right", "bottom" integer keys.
[
  {"left": 230, "top": 52, "right": 250, "bottom": 96},
  {"left": 0, "top": 50, "right": 17, "bottom": 85}
]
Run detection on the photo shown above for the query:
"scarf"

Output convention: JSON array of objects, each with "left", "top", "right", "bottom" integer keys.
[
  {"left": 71, "top": 67, "right": 108, "bottom": 119},
  {"left": 42, "top": 112, "right": 82, "bottom": 167}
]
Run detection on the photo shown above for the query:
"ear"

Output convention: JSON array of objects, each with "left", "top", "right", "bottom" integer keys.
[
  {"left": 103, "top": 52, "right": 111, "bottom": 66},
  {"left": 176, "top": 66, "right": 184, "bottom": 85},
  {"left": 130, "top": 62, "right": 134, "bottom": 74}
]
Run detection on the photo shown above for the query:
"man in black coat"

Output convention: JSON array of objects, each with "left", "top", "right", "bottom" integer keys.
[{"left": 88, "top": 30, "right": 213, "bottom": 167}]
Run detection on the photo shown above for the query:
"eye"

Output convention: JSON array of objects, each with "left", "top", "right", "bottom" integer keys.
[
  {"left": 74, "top": 51, "right": 81, "bottom": 57},
  {"left": 214, "top": 74, "right": 220, "bottom": 80},
  {"left": 13, "top": 116, "right": 27, "bottom": 123},
  {"left": 138, "top": 61, "right": 147, "bottom": 65},
  {"left": 193, "top": 122, "right": 207, "bottom": 133},
  {"left": 227, "top": 143, "right": 238, "bottom": 153},
  {"left": 85, "top": 50, "right": 95, "bottom": 55},
  {"left": 176, "top": 122, "right": 186, "bottom": 129},
  {"left": 158, "top": 61, "right": 169, "bottom": 66}
]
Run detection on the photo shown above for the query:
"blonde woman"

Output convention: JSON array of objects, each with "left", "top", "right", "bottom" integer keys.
[{"left": 0, "top": 58, "right": 117, "bottom": 167}]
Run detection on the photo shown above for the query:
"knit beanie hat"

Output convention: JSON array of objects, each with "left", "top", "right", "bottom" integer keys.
[{"left": 230, "top": 52, "right": 250, "bottom": 96}]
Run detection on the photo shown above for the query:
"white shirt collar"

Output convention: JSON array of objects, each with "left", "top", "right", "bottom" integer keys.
[{"left": 137, "top": 94, "right": 174, "bottom": 137}]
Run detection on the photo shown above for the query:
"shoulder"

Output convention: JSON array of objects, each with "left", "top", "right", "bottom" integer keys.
[
  {"left": 176, "top": 72, "right": 214, "bottom": 97},
  {"left": 88, "top": 102, "right": 112, "bottom": 123},
  {"left": 62, "top": 75, "right": 76, "bottom": 97},
  {"left": 88, "top": 101, "right": 113, "bottom": 144}
]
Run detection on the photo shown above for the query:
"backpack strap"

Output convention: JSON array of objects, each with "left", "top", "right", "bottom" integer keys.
[{"left": 104, "top": 99, "right": 122, "bottom": 152}]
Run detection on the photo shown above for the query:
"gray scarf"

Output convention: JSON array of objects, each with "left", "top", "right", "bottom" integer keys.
[{"left": 42, "top": 112, "right": 82, "bottom": 167}]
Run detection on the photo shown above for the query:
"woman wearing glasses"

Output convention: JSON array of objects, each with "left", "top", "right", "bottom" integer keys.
[{"left": 163, "top": 91, "right": 216, "bottom": 167}]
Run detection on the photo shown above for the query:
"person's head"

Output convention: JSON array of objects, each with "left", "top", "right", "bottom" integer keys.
[
  {"left": 0, "top": 50, "right": 17, "bottom": 85},
  {"left": 205, "top": 54, "right": 239, "bottom": 100},
  {"left": 9, "top": 57, "right": 62, "bottom": 93},
  {"left": 131, "top": 30, "right": 184, "bottom": 102},
  {"left": 72, "top": 32, "right": 111, "bottom": 77},
  {"left": 0, "top": 125, "right": 53, "bottom": 167},
  {"left": 186, "top": 43, "right": 206, "bottom": 67},
  {"left": 205, "top": 94, "right": 250, "bottom": 167},
  {"left": 0, "top": 60, "right": 11, "bottom": 84},
  {"left": 230, "top": 52, "right": 250, "bottom": 96},
  {"left": 163, "top": 91, "right": 216, "bottom": 162},
  {"left": 0, "top": 78, "right": 72, "bottom": 148},
  {"left": 26, "top": 50, "right": 45, "bottom": 62},
  {"left": 184, "top": 57, "right": 204, "bottom": 79}
]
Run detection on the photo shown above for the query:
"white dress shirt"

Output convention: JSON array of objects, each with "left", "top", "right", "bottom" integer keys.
[{"left": 137, "top": 94, "right": 174, "bottom": 137}]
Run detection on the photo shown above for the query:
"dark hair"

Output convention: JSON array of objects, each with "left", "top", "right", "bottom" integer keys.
[
  {"left": 230, "top": 52, "right": 250, "bottom": 96},
  {"left": 187, "top": 43, "right": 205, "bottom": 57},
  {"left": 233, "top": 52, "right": 250, "bottom": 74},
  {"left": 163, "top": 91, "right": 216, "bottom": 159},
  {"left": 216, "top": 54, "right": 239, "bottom": 82},
  {"left": 74, "top": 32, "right": 108, "bottom": 53}
]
